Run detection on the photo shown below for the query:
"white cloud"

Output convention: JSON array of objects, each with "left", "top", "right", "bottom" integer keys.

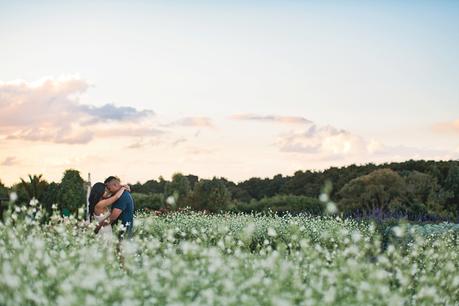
[
  {"left": 126, "top": 138, "right": 164, "bottom": 149},
  {"left": 229, "top": 113, "right": 312, "bottom": 125},
  {"left": 164, "top": 117, "right": 214, "bottom": 128},
  {"left": 275, "top": 125, "right": 368, "bottom": 158},
  {"left": 0, "top": 76, "right": 158, "bottom": 144},
  {"left": 227, "top": 112, "right": 457, "bottom": 162},
  {"left": 1, "top": 156, "right": 19, "bottom": 166},
  {"left": 274, "top": 123, "right": 456, "bottom": 161},
  {"left": 171, "top": 137, "right": 187, "bottom": 146}
]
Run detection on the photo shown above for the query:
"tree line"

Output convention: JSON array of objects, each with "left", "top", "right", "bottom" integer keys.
[{"left": 1, "top": 159, "right": 459, "bottom": 221}]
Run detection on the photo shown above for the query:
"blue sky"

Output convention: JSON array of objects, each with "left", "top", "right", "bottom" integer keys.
[{"left": 0, "top": 1, "right": 458, "bottom": 185}]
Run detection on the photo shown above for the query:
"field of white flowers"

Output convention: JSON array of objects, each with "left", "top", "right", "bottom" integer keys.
[{"left": 1, "top": 205, "right": 458, "bottom": 305}]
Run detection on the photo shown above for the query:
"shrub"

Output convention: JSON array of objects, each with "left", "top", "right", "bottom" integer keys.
[
  {"left": 235, "top": 194, "right": 324, "bottom": 215},
  {"left": 131, "top": 192, "right": 164, "bottom": 211}
]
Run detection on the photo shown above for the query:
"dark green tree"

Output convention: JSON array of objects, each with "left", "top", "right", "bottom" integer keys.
[
  {"left": 338, "top": 169, "right": 407, "bottom": 215},
  {"left": 164, "top": 173, "right": 191, "bottom": 208},
  {"left": 58, "top": 169, "right": 86, "bottom": 217},
  {"left": 41, "top": 182, "right": 60, "bottom": 214},
  {"left": 0, "top": 180, "right": 8, "bottom": 197},
  {"left": 19, "top": 174, "right": 49, "bottom": 202},
  {"left": 10, "top": 183, "right": 29, "bottom": 205},
  {"left": 0, "top": 180, "right": 9, "bottom": 219},
  {"left": 444, "top": 163, "right": 459, "bottom": 215},
  {"left": 189, "top": 178, "right": 231, "bottom": 212},
  {"left": 185, "top": 174, "right": 199, "bottom": 190},
  {"left": 404, "top": 171, "right": 448, "bottom": 217}
]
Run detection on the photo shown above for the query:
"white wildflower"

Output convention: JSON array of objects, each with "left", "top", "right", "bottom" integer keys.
[{"left": 9, "top": 192, "right": 18, "bottom": 202}]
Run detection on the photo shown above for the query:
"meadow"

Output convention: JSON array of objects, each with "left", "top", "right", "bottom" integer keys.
[{"left": 0, "top": 205, "right": 458, "bottom": 306}]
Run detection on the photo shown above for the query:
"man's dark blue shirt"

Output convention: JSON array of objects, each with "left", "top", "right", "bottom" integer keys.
[{"left": 112, "top": 190, "right": 135, "bottom": 238}]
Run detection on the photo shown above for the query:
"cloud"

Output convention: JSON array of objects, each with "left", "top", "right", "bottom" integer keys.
[
  {"left": 127, "top": 141, "right": 144, "bottom": 149},
  {"left": 94, "top": 126, "right": 164, "bottom": 138},
  {"left": 275, "top": 125, "right": 369, "bottom": 158},
  {"left": 0, "top": 76, "right": 157, "bottom": 144},
  {"left": 80, "top": 103, "right": 154, "bottom": 124},
  {"left": 126, "top": 138, "right": 164, "bottom": 149},
  {"left": 433, "top": 119, "right": 459, "bottom": 134},
  {"left": 230, "top": 113, "right": 312, "bottom": 125},
  {"left": 164, "top": 117, "right": 214, "bottom": 128},
  {"left": 171, "top": 137, "right": 187, "bottom": 146},
  {"left": 1, "top": 156, "right": 19, "bottom": 166},
  {"left": 230, "top": 113, "right": 402, "bottom": 160},
  {"left": 275, "top": 123, "right": 456, "bottom": 161},
  {"left": 7, "top": 127, "right": 94, "bottom": 144},
  {"left": 186, "top": 147, "right": 215, "bottom": 155}
]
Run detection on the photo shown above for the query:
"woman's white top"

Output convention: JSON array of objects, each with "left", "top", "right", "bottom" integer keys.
[{"left": 93, "top": 210, "right": 113, "bottom": 240}]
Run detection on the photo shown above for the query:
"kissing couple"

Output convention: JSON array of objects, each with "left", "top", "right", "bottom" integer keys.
[{"left": 88, "top": 176, "right": 135, "bottom": 240}]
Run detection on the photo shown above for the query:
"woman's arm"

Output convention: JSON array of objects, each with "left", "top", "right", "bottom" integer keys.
[{"left": 94, "top": 187, "right": 126, "bottom": 213}]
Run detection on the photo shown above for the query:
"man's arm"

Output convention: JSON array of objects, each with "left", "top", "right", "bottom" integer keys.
[{"left": 94, "top": 208, "right": 122, "bottom": 234}]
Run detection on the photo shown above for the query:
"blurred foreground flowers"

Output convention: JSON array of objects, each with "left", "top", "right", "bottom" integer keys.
[{"left": 0, "top": 202, "right": 458, "bottom": 305}]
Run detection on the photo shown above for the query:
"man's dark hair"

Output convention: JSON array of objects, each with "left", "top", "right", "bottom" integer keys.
[{"left": 104, "top": 176, "right": 120, "bottom": 185}]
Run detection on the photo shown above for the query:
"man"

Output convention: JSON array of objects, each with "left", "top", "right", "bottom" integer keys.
[{"left": 95, "top": 176, "right": 135, "bottom": 239}]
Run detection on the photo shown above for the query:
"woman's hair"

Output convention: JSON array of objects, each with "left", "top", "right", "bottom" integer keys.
[{"left": 88, "top": 182, "right": 106, "bottom": 221}]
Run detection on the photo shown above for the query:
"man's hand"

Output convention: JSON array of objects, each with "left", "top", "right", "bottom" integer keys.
[
  {"left": 94, "top": 223, "right": 102, "bottom": 234},
  {"left": 94, "top": 218, "right": 108, "bottom": 234},
  {"left": 94, "top": 208, "right": 123, "bottom": 235}
]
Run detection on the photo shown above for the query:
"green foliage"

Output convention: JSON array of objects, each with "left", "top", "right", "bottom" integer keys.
[
  {"left": 338, "top": 169, "right": 407, "bottom": 215},
  {"left": 235, "top": 194, "right": 324, "bottom": 215},
  {"left": 3, "top": 159, "right": 459, "bottom": 219},
  {"left": 131, "top": 176, "right": 167, "bottom": 194},
  {"left": 41, "top": 182, "right": 60, "bottom": 214},
  {"left": 10, "top": 183, "right": 29, "bottom": 205},
  {"left": 188, "top": 178, "right": 231, "bottom": 212},
  {"left": 445, "top": 163, "right": 459, "bottom": 205},
  {"left": 404, "top": 171, "right": 447, "bottom": 217},
  {"left": 19, "top": 174, "right": 48, "bottom": 202},
  {"left": 237, "top": 174, "right": 285, "bottom": 200},
  {"left": 164, "top": 173, "right": 191, "bottom": 208},
  {"left": 58, "top": 169, "right": 86, "bottom": 217},
  {"left": 131, "top": 192, "right": 164, "bottom": 211},
  {"left": 0, "top": 180, "right": 8, "bottom": 197}
]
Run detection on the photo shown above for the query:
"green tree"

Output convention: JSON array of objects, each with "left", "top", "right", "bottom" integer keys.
[
  {"left": 132, "top": 176, "right": 168, "bottom": 194},
  {"left": 0, "top": 180, "right": 9, "bottom": 219},
  {"left": 0, "top": 179, "right": 8, "bottom": 197},
  {"left": 338, "top": 169, "right": 407, "bottom": 215},
  {"left": 10, "top": 183, "right": 29, "bottom": 205},
  {"left": 131, "top": 193, "right": 164, "bottom": 211},
  {"left": 41, "top": 182, "right": 60, "bottom": 214},
  {"left": 20, "top": 174, "right": 48, "bottom": 202},
  {"left": 235, "top": 194, "right": 323, "bottom": 215},
  {"left": 444, "top": 163, "right": 459, "bottom": 215},
  {"left": 404, "top": 171, "right": 447, "bottom": 217},
  {"left": 58, "top": 169, "right": 86, "bottom": 217},
  {"left": 189, "top": 178, "right": 231, "bottom": 212},
  {"left": 185, "top": 174, "right": 199, "bottom": 190},
  {"left": 164, "top": 173, "right": 191, "bottom": 208},
  {"left": 219, "top": 177, "right": 252, "bottom": 203}
]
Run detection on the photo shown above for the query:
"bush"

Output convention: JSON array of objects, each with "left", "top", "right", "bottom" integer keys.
[
  {"left": 131, "top": 192, "right": 164, "bottom": 211},
  {"left": 235, "top": 194, "right": 324, "bottom": 215},
  {"left": 188, "top": 178, "right": 232, "bottom": 212}
]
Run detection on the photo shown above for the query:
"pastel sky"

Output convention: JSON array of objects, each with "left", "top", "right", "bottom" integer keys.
[{"left": 1, "top": 0, "right": 458, "bottom": 186}]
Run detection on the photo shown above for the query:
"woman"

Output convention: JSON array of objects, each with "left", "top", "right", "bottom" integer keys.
[{"left": 88, "top": 182, "right": 128, "bottom": 239}]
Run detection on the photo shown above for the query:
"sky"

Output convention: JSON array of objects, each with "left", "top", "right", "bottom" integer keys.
[{"left": 0, "top": 0, "right": 458, "bottom": 186}]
